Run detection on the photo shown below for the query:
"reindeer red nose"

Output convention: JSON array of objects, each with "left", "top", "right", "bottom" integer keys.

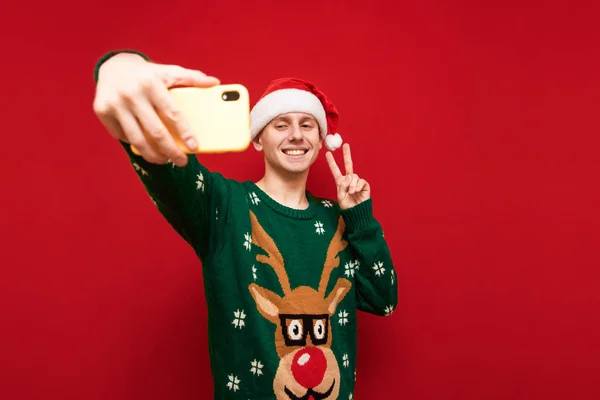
[{"left": 291, "top": 347, "right": 327, "bottom": 389}]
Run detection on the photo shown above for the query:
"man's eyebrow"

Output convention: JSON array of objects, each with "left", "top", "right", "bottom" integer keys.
[{"left": 273, "top": 115, "right": 316, "bottom": 123}]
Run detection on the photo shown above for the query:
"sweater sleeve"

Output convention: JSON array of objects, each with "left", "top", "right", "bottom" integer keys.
[
  {"left": 119, "top": 141, "right": 233, "bottom": 261},
  {"left": 341, "top": 199, "right": 399, "bottom": 316},
  {"left": 94, "top": 50, "right": 232, "bottom": 261}
]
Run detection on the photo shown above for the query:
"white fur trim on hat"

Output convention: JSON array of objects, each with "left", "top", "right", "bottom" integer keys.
[{"left": 250, "top": 88, "right": 328, "bottom": 139}]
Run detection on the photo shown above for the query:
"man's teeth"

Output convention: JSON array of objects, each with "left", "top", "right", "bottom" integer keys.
[{"left": 284, "top": 149, "right": 306, "bottom": 156}]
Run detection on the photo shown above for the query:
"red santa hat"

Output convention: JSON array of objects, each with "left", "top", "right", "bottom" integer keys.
[{"left": 250, "top": 77, "right": 343, "bottom": 151}]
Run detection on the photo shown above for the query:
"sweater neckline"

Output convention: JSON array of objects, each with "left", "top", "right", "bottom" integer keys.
[{"left": 244, "top": 181, "right": 318, "bottom": 220}]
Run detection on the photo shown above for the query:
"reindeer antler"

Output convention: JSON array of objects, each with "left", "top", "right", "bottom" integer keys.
[
  {"left": 249, "top": 211, "right": 291, "bottom": 295},
  {"left": 318, "top": 216, "right": 348, "bottom": 295}
]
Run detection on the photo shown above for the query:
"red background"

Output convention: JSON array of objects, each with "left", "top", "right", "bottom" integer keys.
[{"left": 2, "top": 0, "right": 599, "bottom": 399}]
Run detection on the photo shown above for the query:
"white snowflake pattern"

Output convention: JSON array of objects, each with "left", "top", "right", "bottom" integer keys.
[
  {"left": 249, "top": 192, "right": 260, "bottom": 206},
  {"left": 226, "top": 374, "right": 240, "bottom": 391},
  {"left": 250, "top": 359, "right": 264, "bottom": 376},
  {"left": 232, "top": 309, "right": 246, "bottom": 329},
  {"left": 391, "top": 270, "right": 395, "bottom": 285},
  {"left": 343, "top": 353, "right": 349, "bottom": 368},
  {"left": 373, "top": 261, "right": 385, "bottom": 277},
  {"left": 196, "top": 172, "right": 205, "bottom": 192},
  {"left": 216, "top": 208, "right": 219, "bottom": 221},
  {"left": 166, "top": 159, "right": 177, "bottom": 168},
  {"left": 243, "top": 233, "right": 252, "bottom": 251},
  {"left": 349, "top": 394, "right": 354, "bottom": 400},
  {"left": 252, "top": 265, "right": 257, "bottom": 280},
  {"left": 385, "top": 305, "right": 395, "bottom": 316},
  {"left": 354, "top": 369, "right": 357, "bottom": 381},
  {"left": 344, "top": 261, "right": 356, "bottom": 278},
  {"left": 338, "top": 310, "right": 349, "bottom": 326},
  {"left": 321, "top": 199, "right": 333, "bottom": 208},
  {"left": 314, "top": 221, "right": 325, "bottom": 235},
  {"left": 132, "top": 163, "right": 148, "bottom": 176}
]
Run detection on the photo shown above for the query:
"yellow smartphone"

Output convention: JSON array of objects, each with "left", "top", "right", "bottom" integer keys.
[{"left": 131, "top": 84, "right": 251, "bottom": 155}]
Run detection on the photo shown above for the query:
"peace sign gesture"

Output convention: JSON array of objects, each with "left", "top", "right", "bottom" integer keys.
[{"left": 325, "top": 143, "right": 371, "bottom": 210}]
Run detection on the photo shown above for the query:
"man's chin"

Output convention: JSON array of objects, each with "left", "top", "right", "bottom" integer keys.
[
  {"left": 285, "top": 161, "right": 315, "bottom": 173},
  {"left": 279, "top": 158, "right": 313, "bottom": 173},
  {"left": 265, "top": 155, "right": 316, "bottom": 177}
]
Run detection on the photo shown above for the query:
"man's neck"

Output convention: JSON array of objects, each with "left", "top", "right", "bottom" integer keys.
[{"left": 255, "top": 169, "right": 310, "bottom": 210}]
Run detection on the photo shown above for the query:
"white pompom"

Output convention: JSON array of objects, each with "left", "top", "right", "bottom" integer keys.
[{"left": 325, "top": 133, "right": 343, "bottom": 151}]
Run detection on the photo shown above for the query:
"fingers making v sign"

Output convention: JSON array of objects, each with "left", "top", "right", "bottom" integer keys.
[{"left": 325, "top": 143, "right": 371, "bottom": 210}]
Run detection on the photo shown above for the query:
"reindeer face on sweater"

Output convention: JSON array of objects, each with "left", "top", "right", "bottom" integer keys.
[{"left": 248, "top": 211, "right": 351, "bottom": 400}]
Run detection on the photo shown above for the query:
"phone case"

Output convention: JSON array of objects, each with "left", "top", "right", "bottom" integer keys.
[{"left": 131, "top": 84, "right": 251, "bottom": 155}]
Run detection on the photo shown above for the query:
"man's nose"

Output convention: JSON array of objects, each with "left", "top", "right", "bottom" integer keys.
[{"left": 289, "top": 125, "right": 303, "bottom": 140}]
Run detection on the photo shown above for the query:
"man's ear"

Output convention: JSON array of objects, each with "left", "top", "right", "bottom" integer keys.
[
  {"left": 252, "top": 130, "right": 264, "bottom": 151},
  {"left": 253, "top": 137, "right": 263, "bottom": 151},
  {"left": 318, "top": 127, "right": 323, "bottom": 150}
]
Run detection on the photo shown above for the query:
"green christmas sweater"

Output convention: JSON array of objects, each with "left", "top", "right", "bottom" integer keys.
[
  {"left": 123, "top": 148, "right": 398, "bottom": 399},
  {"left": 95, "top": 51, "right": 398, "bottom": 399}
]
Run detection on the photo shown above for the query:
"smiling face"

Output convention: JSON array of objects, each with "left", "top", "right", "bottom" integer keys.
[{"left": 253, "top": 112, "right": 323, "bottom": 176}]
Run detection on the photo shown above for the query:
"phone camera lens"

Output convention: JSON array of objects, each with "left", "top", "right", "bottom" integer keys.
[{"left": 222, "top": 91, "right": 240, "bottom": 101}]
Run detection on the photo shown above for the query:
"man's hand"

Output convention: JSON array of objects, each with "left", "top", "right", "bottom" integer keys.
[
  {"left": 325, "top": 143, "right": 371, "bottom": 210},
  {"left": 93, "top": 52, "right": 220, "bottom": 167}
]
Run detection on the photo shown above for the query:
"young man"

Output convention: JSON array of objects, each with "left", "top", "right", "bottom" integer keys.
[{"left": 93, "top": 50, "right": 398, "bottom": 400}]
